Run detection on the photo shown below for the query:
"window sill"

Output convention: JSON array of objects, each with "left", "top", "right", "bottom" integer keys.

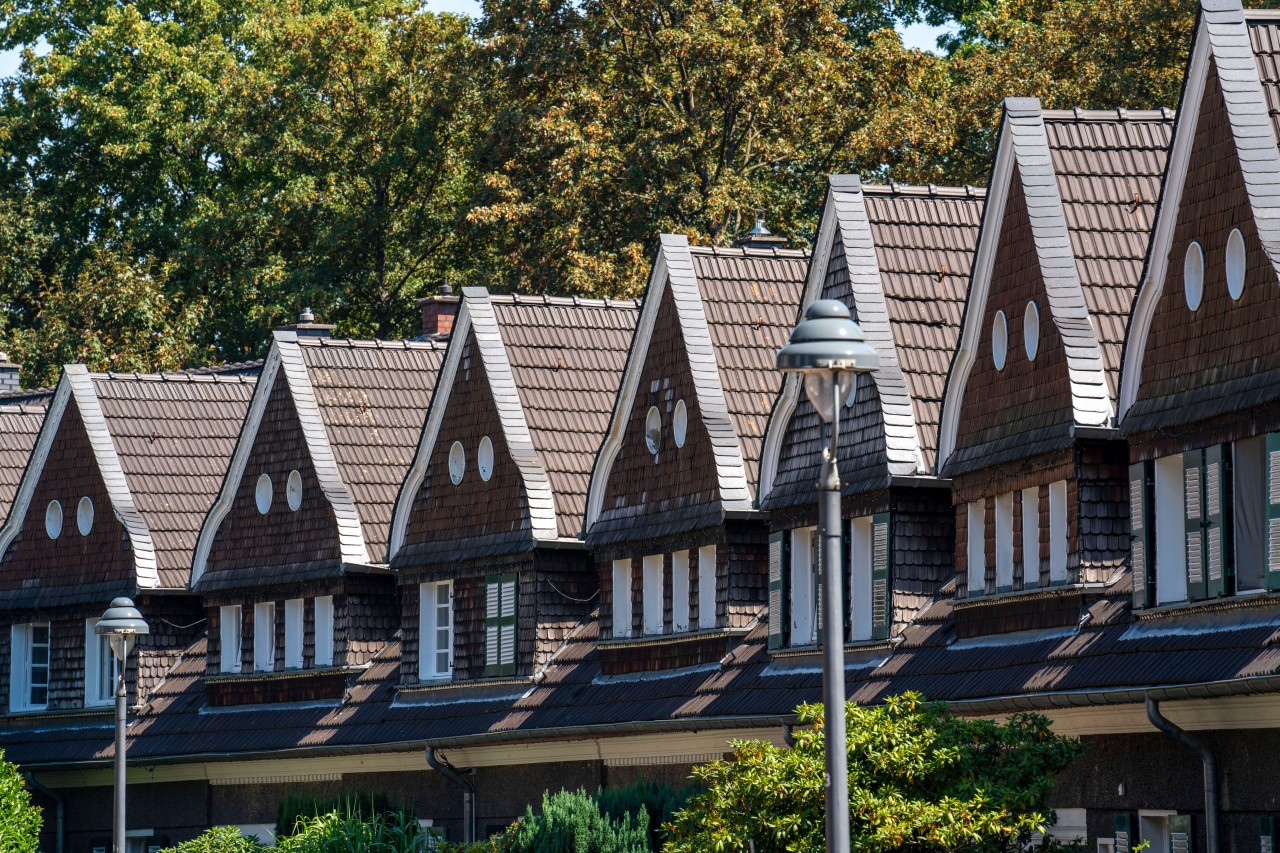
[
  {"left": 598, "top": 627, "right": 748, "bottom": 650},
  {"left": 205, "top": 666, "right": 353, "bottom": 684},
  {"left": 953, "top": 582, "right": 1109, "bottom": 609},
  {"left": 1136, "top": 589, "right": 1280, "bottom": 620},
  {"left": 769, "top": 639, "right": 892, "bottom": 662},
  {"left": 3, "top": 704, "right": 113, "bottom": 723},
  {"left": 395, "top": 675, "right": 532, "bottom": 702}
]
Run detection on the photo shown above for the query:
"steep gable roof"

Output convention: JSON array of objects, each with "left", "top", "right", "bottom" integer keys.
[
  {"left": 0, "top": 400, "right": 50, "bottom": 522},
  {"left": 0, "top": 364, "right": 258, "bottom": 594},
  {"left": 939, "top": 100, "right": 1173, "bottom": 476},
  {"left": 389, "top": 289, "right": 639, "bottom": 562},
  {"left": 584, "top": 235, "right": 806, "bottom": 544},
  {"left": 1120, "top": 1, "right": 1280, "bottom": 429},
  {"left": 192, "top": 335, "right": 445, "bottom": 588},
  {"left": 760, "top": 177, "right": 982, "bottom": 508}
]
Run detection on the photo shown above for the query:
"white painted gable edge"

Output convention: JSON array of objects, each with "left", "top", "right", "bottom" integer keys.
[
  {"left": 758, "top": 175, "right": 925, "bottom": 504},
  {"left": 190, "top": 332, "right": 370, "bottom": 588},
  {"left": 1119, "top": 0, "right": 1280, "bottom": 420},
  {"left": 584, "top": 234, "right": 754, "bottom": 532},
  {"left": 0, "top": 367, "right": 160, "bottom": 589},
  {"left": 385, "top": 288, "right": 558, "bottom": 561},
  {"left": 937, "top": 98, "right": 1114, "bottom": 474}
]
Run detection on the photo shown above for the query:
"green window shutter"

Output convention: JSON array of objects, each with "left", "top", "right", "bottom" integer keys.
[
  {"left": 1260, "top": 816, "right": 1274, "bottom": 853},
  {"left": 1267, "top": 433, "right": 1280, "bottom": 590},
  {"left": 484, "top": 574, "right": 518, "bottom": 677},
  {"left": 814, "top": 529, "right": 823, "bottom": 644},
  {"left": 1114, "top": 814, "right": 1132, "bottom": 853},
  {"left": 871, "top": 513, "right": 892, "bottom": 640},
  {"left": 1170, "top": 815, "right": 1192, "bottom": 853},
  {"left": 1185, "top": 450, "right": 1207, "bottom": 602},
  {"left": 768, "top": 531, "right": 788, "bottom": 650},
  {"left": 1130, "top": 461, "right": 1153, "bottom": 608},
  {"left": 1205, "top": 445, "right": 1227, "bottom": 598},
  {"left": 841, "top": 521, "right": 852, "bottom": 640}
]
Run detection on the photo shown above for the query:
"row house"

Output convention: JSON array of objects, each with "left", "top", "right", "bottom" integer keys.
[
  {"left": 583, "top": 233, "right": 806, "bottom": 674},
  {"left": 757, "top": 176, "right": 981, "bottom": 652}
]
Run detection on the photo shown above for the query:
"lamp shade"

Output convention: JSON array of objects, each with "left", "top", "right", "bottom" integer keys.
[
  {"left": 95, "top": 597, "right": 149, "bottom": 638},
  {"left": 776, "top": 299, "right": 879, "bottom": 374}
]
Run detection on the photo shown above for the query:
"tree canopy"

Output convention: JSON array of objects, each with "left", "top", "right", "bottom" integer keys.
[{"left": 0, "top": 0, "right": 1206, "bottom": 382}]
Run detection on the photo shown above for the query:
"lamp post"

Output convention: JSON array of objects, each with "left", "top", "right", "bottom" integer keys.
[
  {"left": 95, "top": 597, "right": 149, "bottom": 853},
  {"left": 776, "top": 299, "right": 878, "bottom": 853}
]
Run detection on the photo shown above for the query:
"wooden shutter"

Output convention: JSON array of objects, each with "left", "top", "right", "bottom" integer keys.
[
  {"left": 1170, "top": 815, "right": 1192, "bottom": 853},
  {"left": 1130, "top": 462, "right": 1153, "bottom": 608},
  {"left": 1268, "top": 433, "right": 1280, "bottom": 590},
  {"left": 1185, "top": 450, "right": 1207, "bottom": 602},
  {"left": 768, "top": 531, "right": 789, "bottom": 650},
  {"left": 871, "top": 513, "right": 891, "bottom": 641},
  {"left": 484, "top": 574, "right": 518, "bottom": 677},
  {"left": 841, "top": 521, "right": 852, "bottom": 640},
  {"left": 1114, "top": 815, "right": 1132, "bottom": 853},
  {"left": 1205, "top": 445, "right": 1226, "bottom": 598},
  {"left": 1261, "top": 816, "right": 1274, "bottom": 853},
  {"left": 814, "top": 529, "right": 823, "bottom": 644}
]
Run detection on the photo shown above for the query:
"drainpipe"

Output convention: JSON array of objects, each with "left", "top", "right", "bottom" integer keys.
[
  {"left": 24, "top": 773, "right": 64, "bottom": 853},
  {"left": 1146, "top": 696, "right": 1218, "bottom": 853},
  {"left": 427, "top": 747, "right": 476, "bottom": 843}
]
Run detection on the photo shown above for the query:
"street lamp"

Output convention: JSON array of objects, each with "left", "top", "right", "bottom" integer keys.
[
  {"left": 776, "top": 299, "right": 878, "bottom": 853},
  {"left": 96, "top": 597, "right": 149, "bottom": 853}
]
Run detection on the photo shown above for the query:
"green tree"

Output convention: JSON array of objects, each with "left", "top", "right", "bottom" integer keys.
[
  {"left": 664, "top": 694, "right": 1084, "bottom": 853},
  {"left": 0, "top": 750, "right": 42, "bottom": 853}
]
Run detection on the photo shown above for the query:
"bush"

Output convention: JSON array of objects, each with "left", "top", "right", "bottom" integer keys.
[
  {"left": 0, "top": 750, "right": 42, "bottom": 853},
  {"left": 159, "top": 826, "right": 262, "bottom": 853},
  {"left": 593, "top": 778, "right": 697, "bottom": 852},
  {"left": 276, "top": 792, "right": 403, "bottom": 837},
  {"left": 160, "top": 809, "right": 433, "bottom": 853},
  {"left": 505, "top": 789, "right": 649, "bottom": 853}
]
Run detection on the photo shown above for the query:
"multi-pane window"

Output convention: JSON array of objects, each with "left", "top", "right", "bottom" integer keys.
[
  {"left": 611, "top": 559, "right": 632, "bottom": 639},
  {"left": 418, "top": 581, "right": 453, "bottom": 681},
  {"left": 967, "top": 483, "right": 1068, "bottom": 598},
  {"left": 219, "top": 605, "right": 242, "bottom": 673},
  {"left": 966, "top": 501, "right": 985, "bottom": 595},
  {"left": 284, "top": 599, "right": 304, "bottom": 670},
  {"left": 789, "top": 526, "right": 817, "bottom": 646},
  {"left": 697, "top": 545, "right": 717, "bottom": 630},
  {"left": 85, "top": 618, "right": 117, "bottom": 706},
  {"left": 253, "top": 602, "right": 275, "bottom": 672},
  {"left": 484, "top": 574, "right": 518, "bottom": 677},
  {"left": 642, "top": 555, "right": 664, "bottom": 636},
  {"left": 314, "top": 596, "right": 334, "bottom": 667},
  {"left": 9, "top": 623, "right": 50, "bottom": 711}
]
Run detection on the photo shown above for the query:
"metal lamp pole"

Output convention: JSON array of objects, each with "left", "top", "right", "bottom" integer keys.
[
  {"left": 777, "top": 299, "right": 878, "bottom": 853},
  {"left": 96, "top": 597, "right": 150, "bottom": 853}
]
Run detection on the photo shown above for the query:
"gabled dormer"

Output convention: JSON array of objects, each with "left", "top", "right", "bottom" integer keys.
[
  {"left": 937, "top": 100, "right": 1173, "bottom": 632},
  {"left": 389, "top": 288, "right": 638, "bottom": 687},
  {"left": 757, "top": 177, "right": 981, "bottom": 652},
  {"left": 192, "top": 326, "right": 446, "bottom": 704},
  {"left": 1120, "top": 1, "right": 1280, "bottom": 610},
  {"left": 0, "top": 366, "right": 256, "bottom": 716},
  {"left": 583, "top": 234, "right": 806, "bottom": 673}
]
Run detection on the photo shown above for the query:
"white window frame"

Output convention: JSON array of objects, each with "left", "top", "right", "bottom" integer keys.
[
  {"left": 995, "top": 492, "right": 1014, "bottom": 590},
  {"left": 1021, "top": 487, "right": 1039, "bottom": 587},
  {"left": 966, "top": 501, "right": 985, "bottom": 596},
  {"left": 9, "top": 622, "right": 50, "bottom": 712},
  {"left": 313, "top": 596, "right": 334, "bottom": 667},
  {"left": 1155, "top": 455, "right": 1189, "bottom": 604},
  {"left": 849, "top": 516, "right": 873, "bottom": 642},
  {"left": 85, "top": 618, "right": 117, "bottom": 707},
  {"left": 283, "top": 599, "right": 303, "bottom": 669},
  {"left": 418, "top": 581, "right": 453, "bottom": 681},
  {"left": 1139, "top": 810, "right": 1178, "bottom": 853},
  {"left": 697, "top": 545, "right": 717, "bottom": 630},
  {"left": 219, "top": 605, "right": 242, "bottom": 674},
  {"left": 790, "top": 527, "right": 816, "bottom": 646},
  {"left": 1048, "top": 480, "right": 1068, "bottom": 583},
  {"left": 253, "top": 602, "right": 275, "bottom": 673},
  {"left": 671, "top": 550, "right": 690, "bottom": 633},
  {"left": 612, "top": 559, "right": 632, "bottom": 639},
  {"left": 642, "top": 555, "right": 664, "bottom": 635}
]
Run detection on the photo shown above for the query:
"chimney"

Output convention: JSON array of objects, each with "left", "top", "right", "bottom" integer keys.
[
  {"left": 733, "top": 212, "right": 787, "bottom": 250},
  {"left": 0, "top": 354, "right": 19, "bottom": 393},
  {"left": 279, "top": 308, "right": 335, "bottom": 339},
  {"left": 416, "top": 282, "right": 459, "bottom": 338}
]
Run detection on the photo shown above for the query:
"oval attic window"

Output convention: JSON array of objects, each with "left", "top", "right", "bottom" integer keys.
[
  {"left": 672, "top": 400, "right": 688, "bottom": 448},
  {"left": 1185, "top": 241, "right": 1205, "bottom": 310},
  {"left": 992, "top": 310, "right": 1009, "bottom": 371},
  {"left": 645, "top": 406, "right": 662, "bottom": 455},
  {"left": 1226, "top": 228, "right": 1246, "bottom": 300},
  {"left": 478, "top": 436, "right": 494, "bottom": 481},
  {"left": 45, "top": 500, "right": 62, "bottom": 539},
  {"left": 286, "top": 470, "right": 303, "bottom": 511},
  {"left": 448, "top": 441, "right": 466, "bottom": 485},
  {"left": 77, "top": 496, "right": 94, "bottom": 536},
  {"left": 1023, "top": 300, "right": 1040, "bottom": 361},
  {"left": 255, "top": 473, "right": 273, "bottom": 515}
]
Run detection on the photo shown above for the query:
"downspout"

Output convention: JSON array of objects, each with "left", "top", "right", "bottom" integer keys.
[
  {"left": 24, "top": 772, "right": 64, "bottom": 853},
  {"left": 427, "top": 747, "right": 476, "bottom": 843},
  {"left": 1146, "top": 696, "right": 1218, "bottom": 853}
]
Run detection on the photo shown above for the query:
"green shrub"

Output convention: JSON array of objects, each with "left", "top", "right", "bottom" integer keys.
[
  {"left": 593, "top": 778, "right": 697, "bottom": 852},
  {"left": 502, "top": 789, "right": 648, "bottom": 853},
  {"left": 0, "top": 751, "right": 42, "bottom": 853},
  {"left": 160, "top": 809, "right": 432, "bottom": 853},
  {"left": 276, "top": 792, "right": 403, "bottom": 837},
  {"left": 158, "top": 826, "right": 263, "bottom": 853}
]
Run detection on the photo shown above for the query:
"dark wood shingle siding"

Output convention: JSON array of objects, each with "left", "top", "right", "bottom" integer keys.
[
  {"left": 889, "top": 488, "right": 955, "bottom": 631},
  {"left": 532, "top": 550, "right": 598, "bottom": 670},
  {"left": 1076, "top": 441, "right": 1130, "bottom": 584}
]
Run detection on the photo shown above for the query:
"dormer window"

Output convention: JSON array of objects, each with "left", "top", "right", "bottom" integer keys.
[
  {"left": 966, "top": 485, "right": 1066, "bottom": 597},
  {"left": 1226, "top": 228, "right": 1246, "bottom": 300},
  {"left": 253, "top": 602, "right": 274, "bottom": 672},
  {"left": 9, "top": 623, "right": 49, "bottom": 711},
  {"left": 642, "top": 555, "right": 664, "bottom": 635},
  {"left": 1184, "top": 241, "right": 1204, "bottom": 310},
  {"left": 611, "top": 559, "right": 632, "bottom": 638},
  {"left": 483, "top": 574, "right": 517, "bottom": 676},
  {"left": 992, "top": 310, "right": 1009, "bottom": 370},
  {"left": 419, "top": 581, "right": 452, "bottom": 680},
  {"left": 85, "top": 618, "right": 116, "bottom": 707},
  {"left": 219, "top": 605, "right": 242, "bottom": 673}
]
